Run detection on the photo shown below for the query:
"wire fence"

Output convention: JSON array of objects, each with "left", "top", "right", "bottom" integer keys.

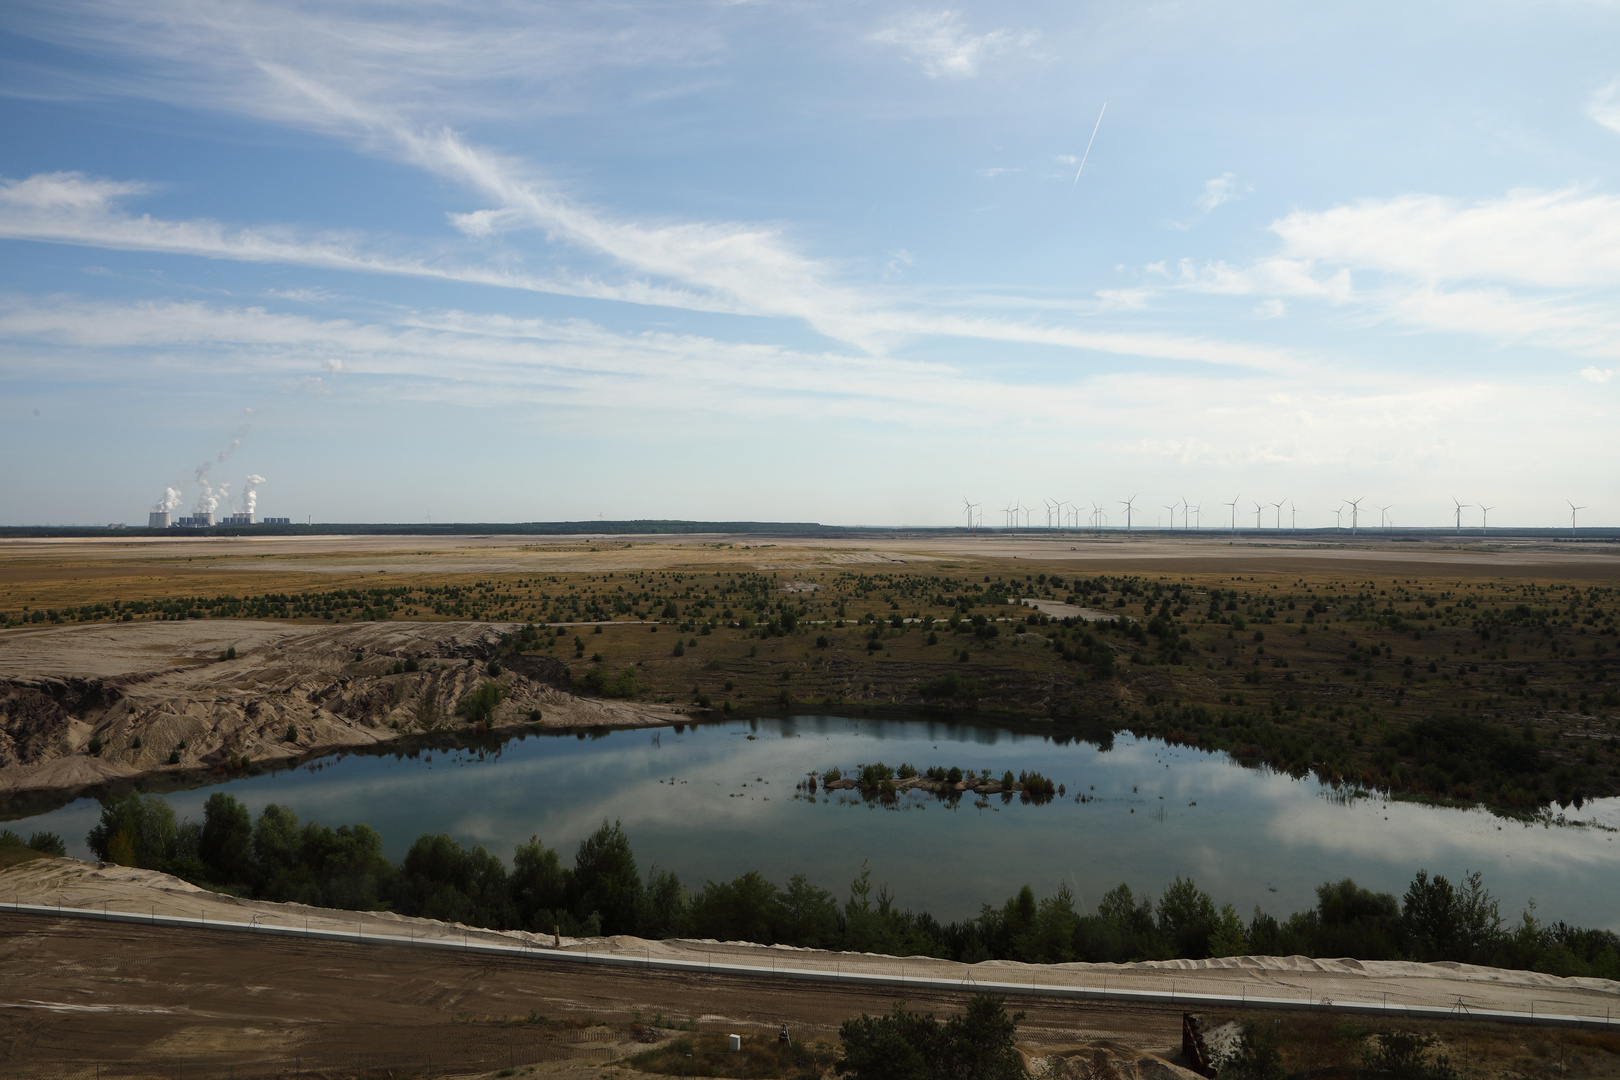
[{"left": 6, "top": 900, "right": 1617, "bottom": 1033}]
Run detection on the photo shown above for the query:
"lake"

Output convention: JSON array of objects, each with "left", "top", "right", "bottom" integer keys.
[{"left": 6, "top": 715, "right": 1618, "bottom": 930}]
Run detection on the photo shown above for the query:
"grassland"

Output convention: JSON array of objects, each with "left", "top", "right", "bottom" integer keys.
[{"left": 2, "top": 533, "right": 1617, "bottom": 813}]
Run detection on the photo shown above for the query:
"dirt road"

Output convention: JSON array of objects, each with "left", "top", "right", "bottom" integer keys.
[{"left": 0, "top": 913, "right": 1189, "bottom": 1077}]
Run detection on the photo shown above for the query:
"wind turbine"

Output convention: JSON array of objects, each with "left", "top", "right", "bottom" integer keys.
[
  {"left": 1346, "top": 496, "right": 1365, "bottom": 535},
  {"left": 962, "top": 497, "right": 980, "bottom": 534},
  {"left": 1272, "top": 499, "right": 1287, "bottom": 529},
  {"left": 1161, "top": 501, "right": 1179, "bottom": 530},
  {"left": 1377, "top": 504, "right": 1391, "bottom": 529},
  {"left": 1332, "top": 506, "right": 1343, "bottom": 530},
  {"left": 1451, "top": 496, "right": 1471, "bottom": 534},
  {"left": 1190, "top": 503, "right": 1202, "bottom": 529},
  {"left": 1479, "top": 505, "right": 1494, "bottom": 534},
  {"left": 1251, "top": 500, "right": 1263, "bottom": 529},
  {"left": 1568, "top": 500, "right": 1587, "bottom": 532},
  {"left": 1224, "top": 494, "right": 1241, "bottom": 533},
  {"left": 1091, "top": 502, "right": 1106, "bottom": 529},
  {"left": 1004, "top": 502, "right": 1018, "bottom": 529},
  {"left": 1120, "top": 496, "right": 1137, "bottom": 532},
  {"left": 1021, "top": 502, "right": 1035, "bottom": 528}
]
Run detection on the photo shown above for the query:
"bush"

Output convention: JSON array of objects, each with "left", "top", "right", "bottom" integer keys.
[
  {"left": 27, "top": 832, "right": 66, "bottom": 856},
  {"left": 837, "top": 994, "right": 1024, "bottom": 1080},
  {"left": 456, "top": 679, "right": 508, "bottom": 725}
]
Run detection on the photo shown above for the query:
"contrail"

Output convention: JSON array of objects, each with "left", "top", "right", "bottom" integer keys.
[{"left": 1072, "top": 103, "right": 1107, "bottom": 187}]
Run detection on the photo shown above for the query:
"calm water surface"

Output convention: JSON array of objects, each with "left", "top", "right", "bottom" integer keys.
[{"left": 8, "top": 715, "right": 1618, "bottom": 929}]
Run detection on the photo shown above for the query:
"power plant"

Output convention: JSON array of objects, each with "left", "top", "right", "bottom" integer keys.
[
  {"left": 148, "top": 472, "right": 286, "bottom": 527},
  {"left": 146, "top": 510, "right": 289, "bottom": 528}
]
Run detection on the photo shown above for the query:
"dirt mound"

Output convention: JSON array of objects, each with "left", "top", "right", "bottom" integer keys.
[{"left": 0, "top": 620, "right": 689, "bottom": 796}]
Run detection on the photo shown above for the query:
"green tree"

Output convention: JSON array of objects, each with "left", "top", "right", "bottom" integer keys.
[
  {"left": 86, "top": 792, "right": 179, "bottom": 869},
  {"left": 394, "top": 833, "right": 515, "bottom": 928},
  {"left": 510, "top": 834, "right": 570, "bottom": 932},
  {"left": 1156, "top": 876, "right": 1218, "bottom": 959},
  {"left": 1209, "top": 903, "right": 1250, "bottom": 957},
  {"left": 569, "top": 819, "right": 643, "bottom": 935},
  {"left": 198, "top": 792, "right": 253, "bottom": 886}
]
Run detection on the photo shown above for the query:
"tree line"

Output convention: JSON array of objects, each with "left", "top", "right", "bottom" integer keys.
[{"left": 84, "top": 791, "right": 1619, "bottom": 980}]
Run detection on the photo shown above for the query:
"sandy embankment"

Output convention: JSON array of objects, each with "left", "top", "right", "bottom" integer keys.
[
  {"left": 0, "top": 620, "right": 689, "bottom": 796},
  {"left": 3, "top": 856, "right": 1615, "bottom": 1028}
]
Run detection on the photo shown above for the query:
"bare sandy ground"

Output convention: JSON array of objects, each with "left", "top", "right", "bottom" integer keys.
[
  {"left": 5, "top": 531, "right": 1619, "bottom": 579},
  {"left": 0, "top": 620, "right": 687, "bottom": 796},
  {"left": 3, "top": 857, "right": 1614, "bottom": 1028}
]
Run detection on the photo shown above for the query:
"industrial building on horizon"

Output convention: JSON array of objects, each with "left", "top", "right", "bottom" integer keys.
[{"left": 146, "top": 511, "right": 292, "bottom": 528}]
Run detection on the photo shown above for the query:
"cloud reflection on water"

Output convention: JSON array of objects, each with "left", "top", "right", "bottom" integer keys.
[{"left": 7, "top": 716, "right": 1616, "bottom": 930}]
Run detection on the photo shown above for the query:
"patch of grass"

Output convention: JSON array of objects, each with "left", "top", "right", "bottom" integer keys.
[
  {"left": 0, "top": 846, "right": 47, "bottom": 870},
  {"left": 630, "top": 1031, "right": 836, "bottom": 1080}
]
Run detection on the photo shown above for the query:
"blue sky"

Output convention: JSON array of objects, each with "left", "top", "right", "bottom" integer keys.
[{"left": 1, "top": 0, "right": 1616, "bottom": 528}]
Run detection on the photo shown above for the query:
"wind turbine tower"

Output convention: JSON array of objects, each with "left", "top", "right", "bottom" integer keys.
[
  {"left": 1346, "top": 496, "right": 1365, "bottom": 535},
  {"left": 1479, "top": 505, "right": 1494, "bottom": 534},
  {"left": 1120, "top": 496, "right": 1137, "bottom": 532},
  {"left": 1568, "top": 500, "right": 1587, "bottom": 533},
  {"left": 1225, "top": 494, "right": 1241, "bottom": 534},
  {"left": 1451, "top": 497, "right": 1471, "bottom": 534}
]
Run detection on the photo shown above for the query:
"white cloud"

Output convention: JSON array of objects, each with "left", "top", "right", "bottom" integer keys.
[
  {"left": 1269, "top": 188, "right": 1620, "bottom": 289},
  {"left": 3, "top": 0, "right": 725, "bottom": 127},
  {"left": 867, "top": 11, "right": 1038, "bottom": 79},
  {"left": 1582, "top": 366, "right": 1616, "bottom": 382},
  {"left": 0, "top": 170, "right": 1306, "bottom": 373},
  {"left": 1131, "top": 185, "right": 1620, "bottom": 360},
  {"left": 0, "top": 171, "right": 737, "bottom": 315},
  {"left": 1590, "top": 80, "right": 1620, "bottom": 136},
  {"left": 1196, "top": 173, "right": 1243, "bottom": 213}
]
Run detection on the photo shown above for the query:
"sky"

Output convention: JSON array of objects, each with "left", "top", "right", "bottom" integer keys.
[{"left": 0, "top": 0, "right": 1617, "bottom": 529}]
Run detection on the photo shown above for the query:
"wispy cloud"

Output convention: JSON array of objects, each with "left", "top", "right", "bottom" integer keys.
[
  {"left": 1269, "top": 188, "right": 1620, "bottom": 289},
  {"left": 1196, "top": 174, "right": 1243, "bottom": 214},
  {"left": 1124, "top": 185, "right": 1620, "bottom": 359},
  {"left": 0, "top": 294, "right": 1561, "bottom": 456},
  {"left": 0, "top": 171, "right": 737, "bottom": 314},
  {"left": 1169, "top": 173, "right": 1247, "bottom": 230},
  {"left": 0, "top": 170, "right": 1306, "bottom": 373},
  {"left": 2, "top": 0, "right": 725, "bottom": 125},
  {"left": 1590, "top": 80, "right": 1620, "bottom": 136},
  {"left": 866, "top": 11, "right": 1038, "bottom": 79}
]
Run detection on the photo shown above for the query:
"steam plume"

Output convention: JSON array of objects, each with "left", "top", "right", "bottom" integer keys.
[
  {"left": 152, "top": 487, "right": 182, "bottom": 513},
  {"left": 241, "top": 474, "right": 266, "bottom": 514}
]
